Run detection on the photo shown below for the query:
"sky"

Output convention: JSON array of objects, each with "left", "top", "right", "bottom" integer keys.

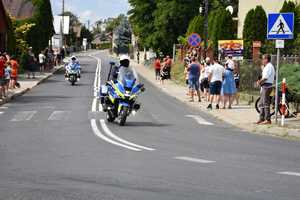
[{"left": 50, "top": 0, "right": 130, "bottom": 25}]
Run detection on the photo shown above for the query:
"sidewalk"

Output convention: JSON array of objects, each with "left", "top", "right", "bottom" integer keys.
[
  {"left": 0, "top": 65, "right": 64, "bottom": 106},
  {"left": 131, "top": 60, "right": 300, "bottom": 139}
]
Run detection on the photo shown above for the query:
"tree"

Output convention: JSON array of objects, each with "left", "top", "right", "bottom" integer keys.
[
  {"left": 208, "top": 7, "right": 236, "bottom": 55},
  {"left": 243, "top": 6, "right": 267, "bottom": 58},
  {"left": 128, "top": 0, "right": 157, "bottom": 49},
  {"left": 25, "top": 0, "right": 54, "bottom": 54},
  {"left": 113, "top": 18, "right": 132, "bottom": 54},
  {"left": 187, "top": 15, "right": 205, "bottom": 36},
  {"left": 280, "top": 0, "right": 299, "bottom": 54}
]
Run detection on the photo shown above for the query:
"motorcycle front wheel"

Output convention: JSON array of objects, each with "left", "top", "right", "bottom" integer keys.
[
  {"left": 106, "top": 110, "right": 115, "bottom": 122},
  {"left": 119, "top": 107, "right": 128, "bottom": 126}
]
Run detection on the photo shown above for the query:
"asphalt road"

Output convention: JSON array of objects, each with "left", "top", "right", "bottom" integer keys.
[{"left": 0, "top": 51, "right": 299, "bottom": 200}]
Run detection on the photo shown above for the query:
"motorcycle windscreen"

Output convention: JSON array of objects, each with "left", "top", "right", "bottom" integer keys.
[{"left": 117, "top": 68, "right": 138, "bottom": 89}]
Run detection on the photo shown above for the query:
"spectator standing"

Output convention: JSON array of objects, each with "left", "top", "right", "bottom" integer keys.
[
  {"left": 10, "top": 55, "right": 19, "bottom": 89},
  {"left": 200, "top": 60, "right": 211, "bottom": 101},
  {"left": 154, "top": 57, "right": 161, "bottom": 80},
  {"left": 0, "top": 54, "right": 6, "bottom": 99},
  {"left": 160, "top": 58, "right": 169, "bottom": 84},
  {"left": 207, "top": 60, "right": 225, "bottom": 109},
  {"left": 234, "top": 62, "right": 240, "bottom": 105},
  {"left": 222, "top": 65, "right": 237, "bottom": 109},
  {"left": 137, "top": 51, "right": 140, "bottom": 64},
  {"left": 187, "top": 57, "right": 201, "bottom": 102},
  {"left": 165, "top": 56, "right": 172, "bottom": 79},
  {"left": 225, "top": 55, "right": 235, "bottom": 70},
  {"left": 256, "top": 54, "right": 275, "bottom": 125},
  {"left": 38, "top": 51, "right": 46, "bottom": 73},
  {"left": 24, "top": 47, "right": 37, "bottom": 79},
  {"left": 4, "top": 61, "right": 12, "bottom": 94}
]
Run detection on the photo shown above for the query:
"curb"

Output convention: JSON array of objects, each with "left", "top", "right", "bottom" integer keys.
[{"left": 0, "top": 65, "right": 64, "bottom": 107}]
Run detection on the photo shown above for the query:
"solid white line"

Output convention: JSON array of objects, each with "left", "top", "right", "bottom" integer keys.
[
  {"left": 185, "top": 115, "right": 214, "bottom": 126},
  {"left": 0, "top": 107, "right": 8, "bottom": 109},
  {"left": 90, "top": 119, "right": 141, "bottom": 151},
  {"left": 175, "top": 157, "right": 216, "bottom": 164},
  {"left": 11, "top": 111, "right": 37, "bottom": 122},
  {"left": 277, "top": 171, "right": 300, "bottom": 177},
  {"left": 0, "top": 112, "right": 4, "bottom": 115},
  {"left": 92, "top": 98, "right": 98, "bottom": 112},
  {"left": 100, "top": 119, "right": 155, "bottom": 151}
]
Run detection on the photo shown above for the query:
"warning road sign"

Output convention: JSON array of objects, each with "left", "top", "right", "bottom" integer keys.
[{"left": 267, "top": 13, "right": 294, "bottom": 40}]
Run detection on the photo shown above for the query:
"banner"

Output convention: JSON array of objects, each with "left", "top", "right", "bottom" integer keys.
[
  {"left": 53, "top": 16, "right": 70, "bottom": 35},
  {"left": 218, "top": 40, "right": 244, "bottom": 60}
]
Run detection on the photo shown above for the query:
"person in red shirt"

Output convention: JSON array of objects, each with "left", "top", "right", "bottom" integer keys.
[
  {"left": 154, "top": 58, "right": 161, "bottom": 80},
  {"left": 10, "top": 56, "right": 19, "bottom": 89},
  {"left": 0, "top": 54, "right": 6, "bottom": 99}
]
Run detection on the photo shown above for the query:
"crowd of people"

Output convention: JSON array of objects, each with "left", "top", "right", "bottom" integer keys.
[
  {"left": 0, "top": 47, "right": 66, "bottom": 100},
  {"left": 0, "top": 52, "right": 20, "bottom": 100},
  {"left": 182, "top": 51, "right": 240, "bottom": 109}
]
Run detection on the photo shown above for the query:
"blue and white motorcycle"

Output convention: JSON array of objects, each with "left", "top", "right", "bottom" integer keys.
[{"left": 100, "top": 62, "right": 145, "bottom": 126}]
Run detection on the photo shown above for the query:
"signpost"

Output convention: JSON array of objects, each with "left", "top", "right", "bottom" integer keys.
[
  {"left": 188, "top": 33, "right": 201, "bottom": 47},
  {"left": 267, "top": 13, "right": 294, "bottom": 123}
]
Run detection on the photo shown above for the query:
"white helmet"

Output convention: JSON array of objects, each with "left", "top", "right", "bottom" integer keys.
[{"left": 120, "top": 54, "right": 130, "bottom": 61}]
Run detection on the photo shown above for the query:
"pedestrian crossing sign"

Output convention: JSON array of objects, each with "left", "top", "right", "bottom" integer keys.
[{"left": 267, "top": 13, "right": 294, "bottom": 40}]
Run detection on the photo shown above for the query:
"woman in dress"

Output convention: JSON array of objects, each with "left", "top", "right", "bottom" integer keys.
[{"left": 222, "top": 65, "right": 237, "bottom": 109}]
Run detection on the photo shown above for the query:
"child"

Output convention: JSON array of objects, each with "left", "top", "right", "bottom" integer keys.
[
  {"left": 10, "top": 56, "right": 19, "bottom": 89},
  {"left": 4, "top": 61, "right": 12, "bottom": 94}
]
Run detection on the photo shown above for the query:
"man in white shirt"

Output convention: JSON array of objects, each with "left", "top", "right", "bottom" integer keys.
[
  {"left": 256, "top": 54, "right": 275, "bottom": 125},
  {"left": 207, "top": 59, "right": 225, "bottom": 109},
  {"left": 38, "top": 51, "right": 46, "bottom": 72}
]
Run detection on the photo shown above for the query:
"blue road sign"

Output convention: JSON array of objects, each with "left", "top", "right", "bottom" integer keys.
[
  {"left": 188, "top": 33, "right": 201, "bottom": 47},
  {"left": 267, "top": 13, "right": 294, "bottom": 40}
]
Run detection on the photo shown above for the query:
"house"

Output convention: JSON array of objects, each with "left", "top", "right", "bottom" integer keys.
[
  {"left": 0, "top": 0, "right": 9, "bottom": 52},
  {"left": 237, "top": 0, "right": 300, "bottom": 38}
]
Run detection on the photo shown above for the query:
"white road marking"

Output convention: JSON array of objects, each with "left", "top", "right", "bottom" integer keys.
[
  {"left": 0, "top": 112, "right": 4, "bottom": 115},
  {"left": 175, "top": 157, "right": 216, "bottom": 164},
  {"left": 185, "top": 115, "right": 214, "bottom": 126},
  {"left": 11, "top": 111, "right": 37, "bottom": 122},
  {"left": 91, "top": 119, "right": 141, "bottom": 151},
  {"left": 92, "top": 98, "right": 98, "bottom": 112},
  {"left": 0, "top": 107, "right": 8, "bottom": 109},
  {"left": 100, "top": 119, "right": 155, "bottom": 151},
  {"left": 98, "top": 103, "right": 103, "bottom": 112},
  {"left": 48, "top": 111, "right": 70, "bottom": 121},
  {"left": 277, "top": 171, "right": 300, "bottom": 177}
]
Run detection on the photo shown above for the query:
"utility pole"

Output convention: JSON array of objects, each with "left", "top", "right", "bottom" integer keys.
[
  {"left": 61, "top": 0, "right": 65, "bottom": 47},
  {"left": 204, "top": 0, "right": 209, "bottom": 58}
]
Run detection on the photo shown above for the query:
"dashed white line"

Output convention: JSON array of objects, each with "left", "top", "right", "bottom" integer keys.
[
  {"left": 185, "top": 115, "right": 214, "bottom": 126},
  {"left": 100, "top": 119, "right": 155, "bottom": 151},
  {"left": 91, "top": 119, "right": 141, "bottom": 151},
  {"left": 0, "top": 107, "right": 8, "bottom": 110},
  {"left": 175, "top": 157, "right": 216, "bottom": 164},
  {"left": 0, "top": 111, "right": 4, "bottom": 115},
  {"left": 48, "top": 111, "right": 70, "bottom": 121},
  {"left": 277, "top": 171, "right": 300, "bottom": 177},
  {"left": 11, "top": 111, "right": 37, "bottom": 122}
]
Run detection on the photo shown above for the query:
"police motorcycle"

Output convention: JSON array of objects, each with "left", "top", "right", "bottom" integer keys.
[
  {"left": 99, "top": 56, "right": 145, "bottom": 126},
  {"left": 65, "top": 56, "right": 81, "bottom": 85}
]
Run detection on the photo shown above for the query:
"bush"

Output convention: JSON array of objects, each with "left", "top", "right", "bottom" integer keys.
[{"left": 279, "top": 64, "right": 300, "bottom": 93}]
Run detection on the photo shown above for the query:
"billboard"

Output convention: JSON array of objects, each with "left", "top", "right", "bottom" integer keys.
[
  {"left": 218, "top": 40, "right": 244, "bottom": 60},
  {"left": 54, "top": 16, "right": 70, "bottom": 35}
]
